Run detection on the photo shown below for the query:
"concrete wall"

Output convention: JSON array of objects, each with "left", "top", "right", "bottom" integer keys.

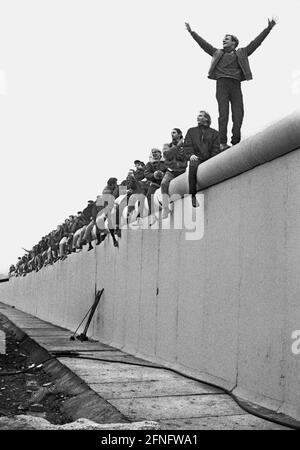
[{"left": 1, "top": 112, "right": 300, "bottom": 420}]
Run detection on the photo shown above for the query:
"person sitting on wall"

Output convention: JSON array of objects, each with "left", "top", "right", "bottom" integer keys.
[
  {"left": 144, "top": 148, "right": 167, "bottom": 214},
  {"left": 75, "top": 200, "right": 95, "bottom": 251},
  {"left": 68, "top": 213, "right": 80, "bottom": 252},
  {"left": 47, "top": 230, "right": 57, "bottom": 264},
  {"left": 96, "top": 178, "right": 120, "bottom": 247},
  {"left": 133, "top": 160, "right": 146, "bottom": 176},
  {"left": 65, "top": 215, "right": 76, "bottom": 255},
  {"left": 9, "top": 264, "right": 16, "bottom": 277},
  {"left": 27, "top": 249, "right": 35, "bottom": 272},
  {"left": 102, "top": 177, "right": 119, "bottom": 198},
  {"left": 161, "top": 128, "right": 187, "bottom": 219},
  {"left": 71, "top": 211, "right": 86, "bottom": 252},
  {"left": 84, "top": 197, "right": 109, "bottom": 251},
  {"left": 15, "top": 257, "right": 22, "bottom": 276},
  {"left": 58, "top": 218, "right": 73, "bottom": 260},
  {"left": 183, "top": 111, "right": 221, "bottom": 207},
  {"left": 122, "top": 170, "right": 138, "bottom": 219},
  {"left": 133, "top": 160, "right": 148, "bottom": 196},
  {"left": 41, "top": 237, "right": 49, "bottom": 267},
  {"left": 82, "top": 203, "right": 98, "bottom": 251},
  {"left": 34, "top": 242, "right": 43, "bottom": 271},
  {"left": 21, "top": 254, "right": 28, "bottom": 275},
  {"left": 169, "top": 128, "right": 184, "bottom": 148},
  {"left": 52, "top": 226, "right": 62, "bottom": 261},
  {"left": 123, "top": 167, "right": 151, "bottom": 221}
]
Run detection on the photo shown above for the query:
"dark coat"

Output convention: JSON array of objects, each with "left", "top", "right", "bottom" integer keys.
[
  {"left": 144, "top": 160, "right": 167, "bottom": 186},
  {"left": 183, "top": 126, "right": 221, "bottom": 163},
  {"left": 81, "top": 203, "right": 95, "bottom": 224},
  {"left": 163, "top": 142, "right": 188, "bottom": 172}
]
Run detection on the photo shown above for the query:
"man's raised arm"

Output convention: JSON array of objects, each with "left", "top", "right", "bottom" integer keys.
[
  {"left": 185, "top": 22, "right": 217, "bottom": 57},
  {"left": 245, "top": 17, "right": 277, "bottom": 56}
]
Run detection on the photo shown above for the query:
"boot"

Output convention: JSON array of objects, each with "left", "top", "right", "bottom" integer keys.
[{"left": 191, "top": 195, "right": 199, "bottom": 208}]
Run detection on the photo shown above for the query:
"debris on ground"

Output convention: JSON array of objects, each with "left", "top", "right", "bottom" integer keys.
[{"left": 0, "top": 328, "right": 73, "bottom": 425}]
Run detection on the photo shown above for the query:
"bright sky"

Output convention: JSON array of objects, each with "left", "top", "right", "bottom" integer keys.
[{"left": 0, "top": 0, "right": 299, "bottom": 274}]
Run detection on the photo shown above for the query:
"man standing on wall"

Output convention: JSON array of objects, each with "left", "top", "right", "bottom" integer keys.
[{"left": 185, "top": 18, "right": 277, "bottom": 150}]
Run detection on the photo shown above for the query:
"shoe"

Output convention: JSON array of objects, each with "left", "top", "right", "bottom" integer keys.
[
  {"left": 88, "top": 243, "right": 93, "bottom": 251},
  {"left": 220, "top": 143, "right": 230, "bottom": 151},
  {"left": 161, "top": 208, "right": 170, "bottom": 219},
  {"left": 191, "top": 195, "right": 199, "bottom": 208},
  {"left": 113, "top": 241, "right": 119, "bottom": 248},
  {"left": 149, "top": 215, "right": 158, "bottom": 227}
]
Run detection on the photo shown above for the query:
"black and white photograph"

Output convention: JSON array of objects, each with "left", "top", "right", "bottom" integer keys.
[{"left": 0, "top": 0, "right": 300, "bottom": 439}]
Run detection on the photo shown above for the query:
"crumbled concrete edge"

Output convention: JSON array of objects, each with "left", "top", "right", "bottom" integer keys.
[
  {"left": 0, "top": 415, "right": 160, "bottom": 430},
  {"left": 0, "top": 311, "right": 128, "bottom": 424}
]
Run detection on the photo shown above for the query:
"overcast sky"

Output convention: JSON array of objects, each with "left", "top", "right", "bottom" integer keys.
[{"left": 0, "top": 0, "right": 299, "bottom": 274}]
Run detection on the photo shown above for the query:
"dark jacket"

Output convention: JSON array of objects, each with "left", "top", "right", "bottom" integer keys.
[
  {"left": 190, "top": 25, "right": 273, "bottom": 81},
  {"left": 70, "top": 216, "right": 83, "bottom": 233},
  {"left": 56, "top": 223, "right": 68, "bottom": 241},
  {"left": 81, "top": 203, "right": 95, "bottom": 224},
  {"left": 144, "top": 160, "right": 167, "bottom": 186},
  {"left": 102, "top": 184, "right": 119, "bottom": 198},
  {"left": 183, "top": 126, "right": 221, "bottom": 162},
  {"left": 133, "top": 167, "right": 146, "bottom": 182},
  {"left": 163, "top": 142, "right": 188, "bottom": 172},
  {"left": 97, "top": 185, "right": 119, "bottom": 213}
]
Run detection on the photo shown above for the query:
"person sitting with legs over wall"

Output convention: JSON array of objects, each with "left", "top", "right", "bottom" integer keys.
[
  {"left": 161, "top": 128, "right": 187, "bottom": 219},
  {"left": 144, "top": 148, "right": 167, "bottom": 214},
  {"left": 183, "top": 111, "right": 220, "bottom": 207},
  {"left": 96, "top": 178, "right": 120, "bottom": 247}
]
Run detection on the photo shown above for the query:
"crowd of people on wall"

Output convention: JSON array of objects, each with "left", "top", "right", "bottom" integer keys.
[
  {"left": 10, "top": 111, "right": 223, "bottom": 277},
  {"left": 9, "top": 18, "right": 277, "bottom": 278}
]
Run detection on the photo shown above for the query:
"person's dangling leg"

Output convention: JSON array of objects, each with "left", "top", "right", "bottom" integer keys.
[
  {"left": 188, "top": 160, "right": 200, "bottom": 207},
  {"left": 84, "top": 220, "right": 95, "bottom": 251},
  {"left": 78, "top": 226, "right": 87, "bottom": 250},
  {"left": 109, "top": 229, "right": 119, "bottom": 247},
  {"left": 160, "top": 171, "right": 175, "bottom": 219},
  {"left": 146, "top": 183, "right": 158, "bottom": 215}
]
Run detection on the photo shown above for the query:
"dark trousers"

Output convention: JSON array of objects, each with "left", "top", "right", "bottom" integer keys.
[
  {"left": 216, "top": 78, "right": 244, "bottom": 145},
  {"left": 188, "top": 160, "right": 201, "bottom": 195},
  {"left": 146, "top": 183, "right": 160, "bottom": 214}
]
